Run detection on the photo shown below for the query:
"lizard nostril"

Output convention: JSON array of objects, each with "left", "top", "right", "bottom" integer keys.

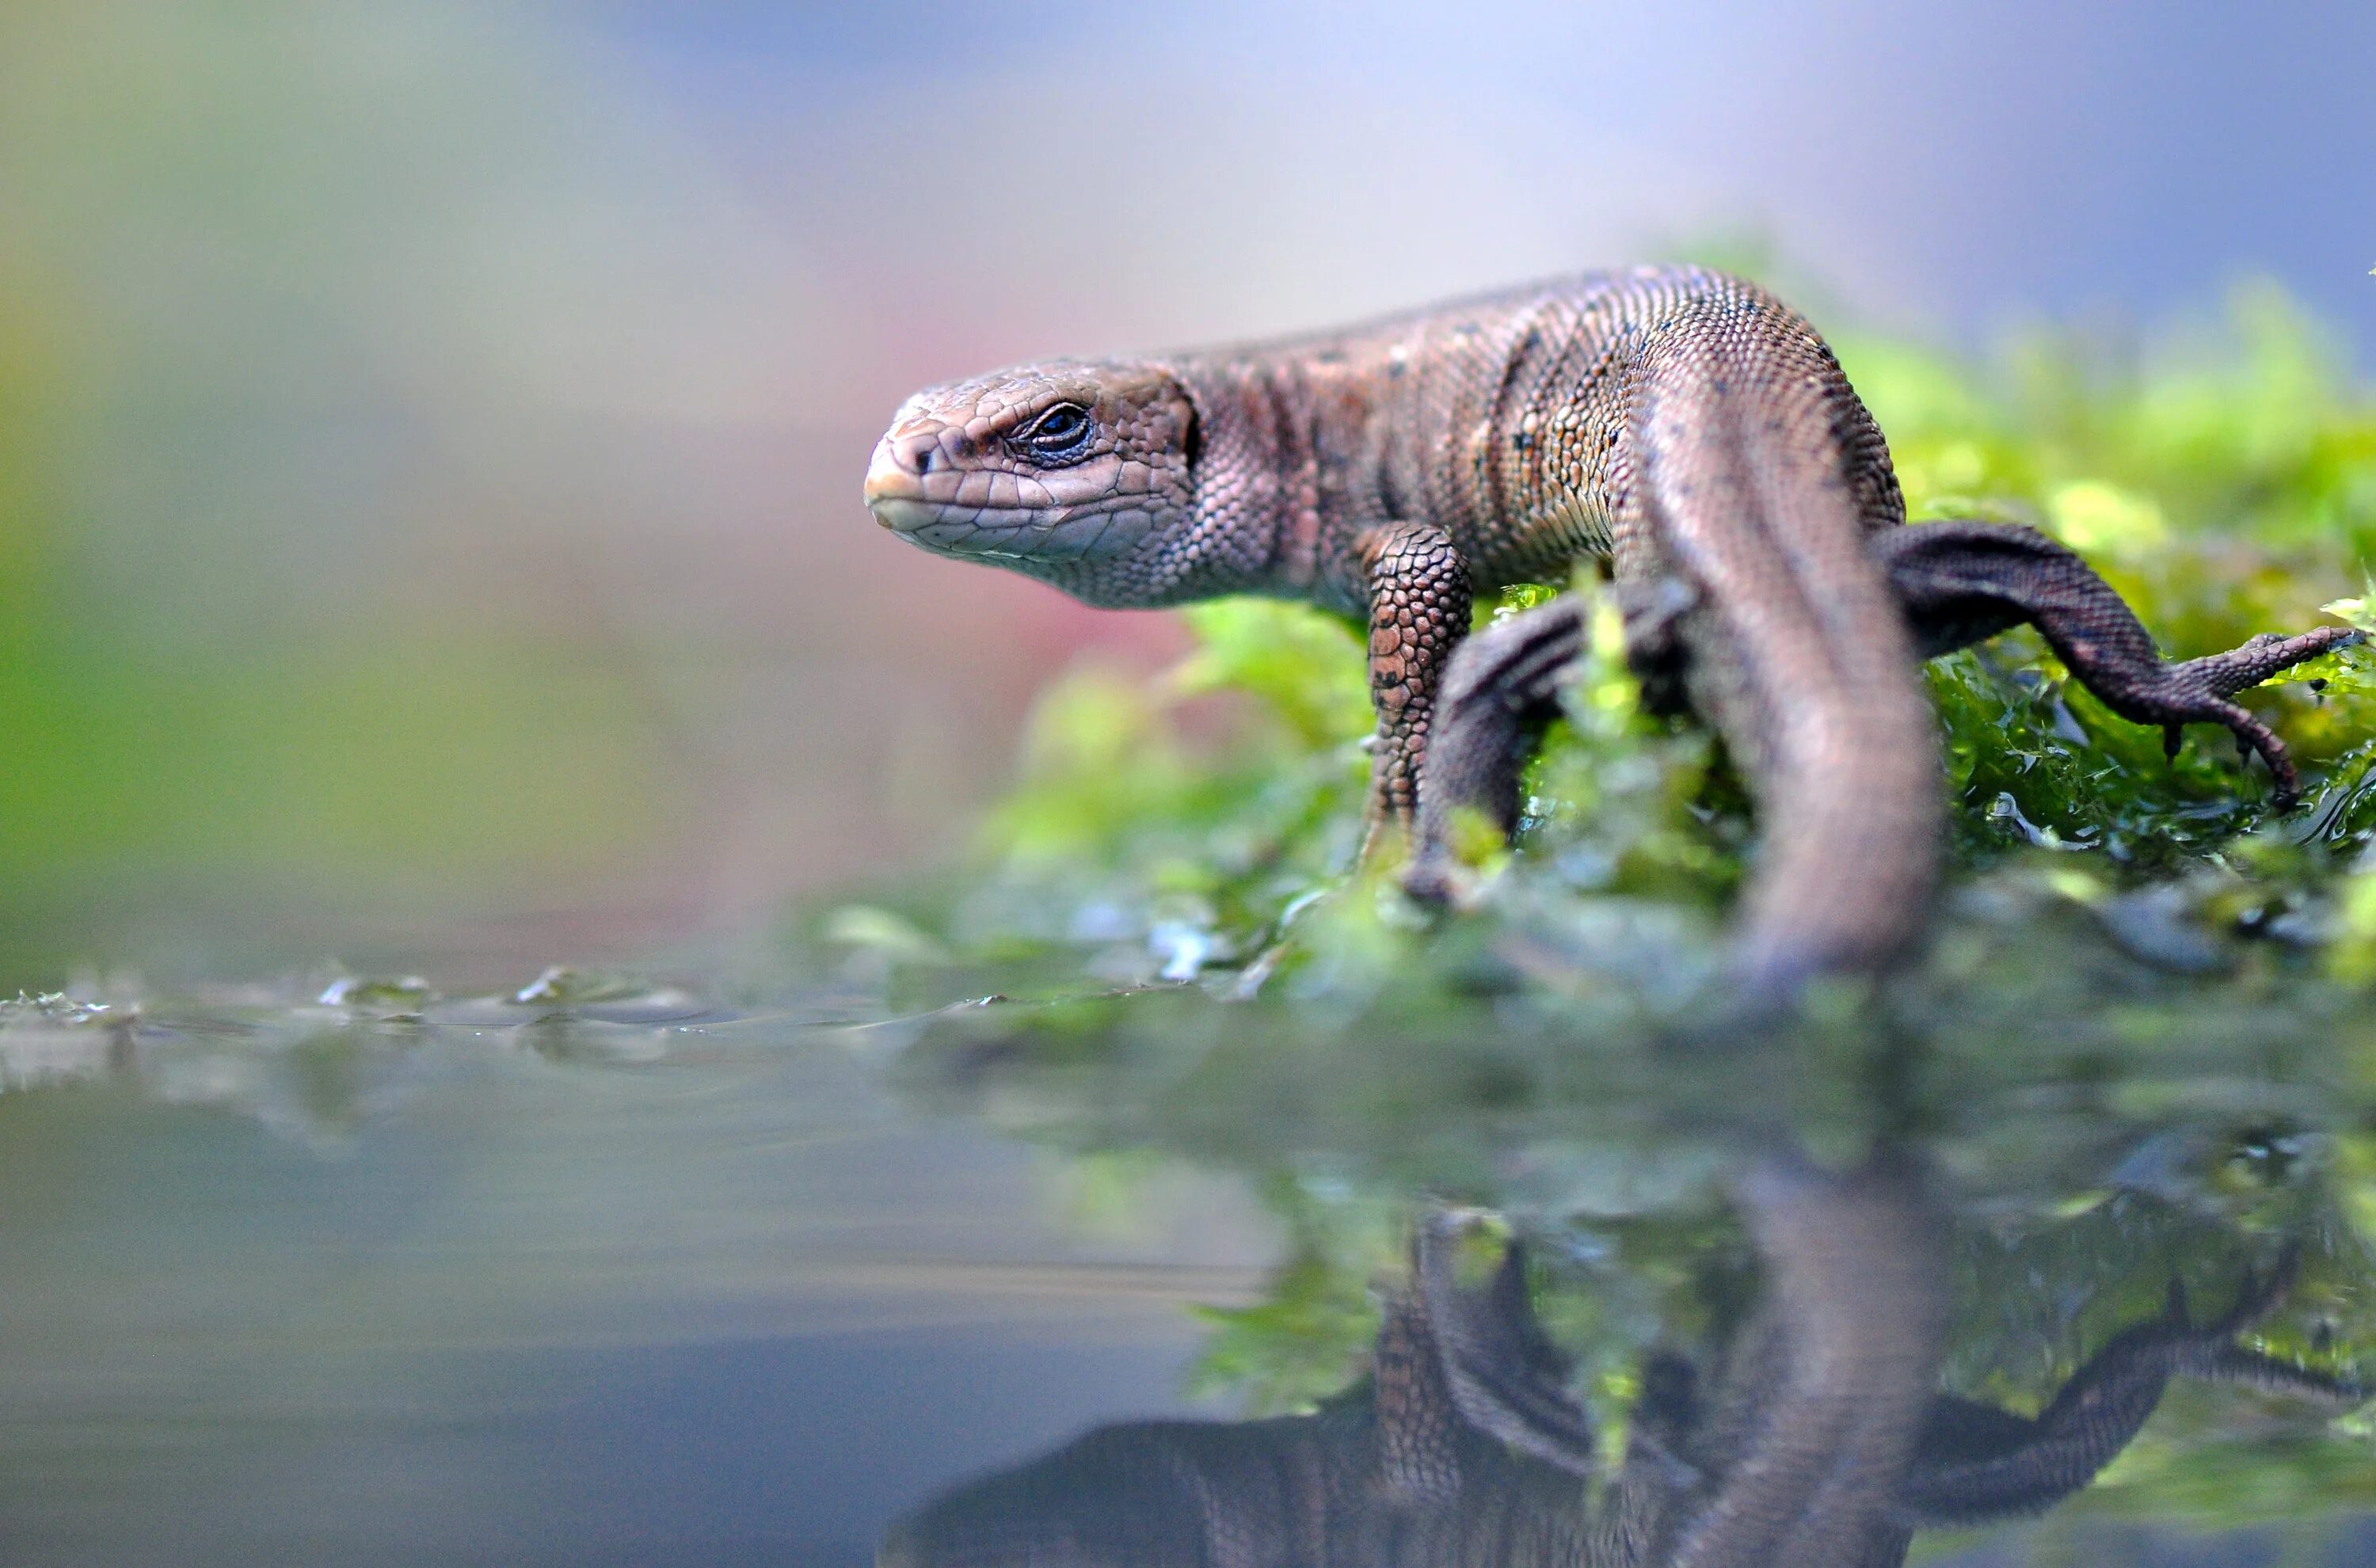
[{"left": 900, "top": 434, "right": 943, "bottom": 477}]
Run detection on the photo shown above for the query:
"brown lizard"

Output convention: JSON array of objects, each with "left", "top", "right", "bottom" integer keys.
[{"left": 864, "top": 268, "right": 2355, "bottom": 988}]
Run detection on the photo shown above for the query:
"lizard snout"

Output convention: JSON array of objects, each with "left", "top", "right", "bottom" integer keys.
[{"left": 864, "top": 430, "right": 944, "bottom": 531}]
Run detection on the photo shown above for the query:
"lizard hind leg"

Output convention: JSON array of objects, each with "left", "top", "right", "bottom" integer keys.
[
  {"left": 1870, "top": 519, "right": 2359, "bottom": 805},
  {"left": 1400, "top": 596, "right": 1588, "bottom": 905},
  {"left": 1894, "top": 1250, "right": 2363, "bottom": 1530},
  {"left": 1401, "top": 580, "right": 1696, "bottom": 906}
]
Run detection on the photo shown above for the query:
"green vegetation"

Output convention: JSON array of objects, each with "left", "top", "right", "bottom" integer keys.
[{"left": 0, "top": 5, "right": 710, "bottom": 981}]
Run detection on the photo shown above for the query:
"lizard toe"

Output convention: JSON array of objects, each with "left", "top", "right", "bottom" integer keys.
[
  {"left": 2210, "top": 701, "right": 2300, "bottom": 807},
  {"left": 2173, "top": 624, "right": 2360, "bottom": 699},
  {"left": 2130, "top": 679, "right": 2302, "bottom": 806}
]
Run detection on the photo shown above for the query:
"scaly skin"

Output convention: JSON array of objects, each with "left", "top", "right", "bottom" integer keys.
[{"left": 866, "top": 267, "right": 2356, "bottom": 988}]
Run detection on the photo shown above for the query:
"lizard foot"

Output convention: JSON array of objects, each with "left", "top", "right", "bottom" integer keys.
[
  {"left": 1410, "top": 1211, "right": 1597, "bottom": 1475},
  {"left": 1404, "top": 596, "right": 1590, "bottom": 907},
  {"left": 2100, "top": 625, "right": 2360, "bottom": 806}
]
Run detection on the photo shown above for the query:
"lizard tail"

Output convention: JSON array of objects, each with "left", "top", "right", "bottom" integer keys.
[
  {"left": 1624, "top": 307, "right": 1940, "bottom": 993},
  {"left": 1659, "top": 1150, "right": 1947, "bottom": 1566}
]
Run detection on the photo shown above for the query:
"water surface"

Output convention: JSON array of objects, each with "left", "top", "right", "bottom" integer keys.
[{"left": 1, "top": 976, "right": 2369, "bottom": 1565}]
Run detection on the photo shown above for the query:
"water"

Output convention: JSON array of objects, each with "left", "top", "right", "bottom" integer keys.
[{"left": 0, "top": 974, "right": 2370, "bottom": 1566}]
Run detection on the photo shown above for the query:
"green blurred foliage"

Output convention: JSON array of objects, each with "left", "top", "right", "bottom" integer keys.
[
  {"left": 0, "top": 4, "right": 699, "bottom": 981},
  {"left": 0, "top": 600, "right": 675, "bottom": 981},
  {"left": 1182, "top": 1174, "right": 1400, "bottom": 1415},
  {"left": 1838, "top": 289, "right": 2376, "bottom": 881},
  {"left": 0, "top": 627, "right": 668, "bottom": 877}
]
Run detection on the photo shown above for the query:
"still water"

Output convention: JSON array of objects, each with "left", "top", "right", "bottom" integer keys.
[{"left": 0, "top": 969, "right": 2370, "bottom": 1566}]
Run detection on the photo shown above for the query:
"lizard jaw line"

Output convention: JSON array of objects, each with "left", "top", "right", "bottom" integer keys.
[
  {"left": 871, "top": 497, "right": 1053, "bottom": 561},
  {"left": 866, "top": 495, "right": 941, "bottom": 536}
]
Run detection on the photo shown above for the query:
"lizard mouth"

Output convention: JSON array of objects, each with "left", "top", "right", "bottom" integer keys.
[
  {"left": 866, "top": 441, "right": 1050, "bottom": 557},
  {"left": 866, "top": 493, "right": 942, "bottom": 535},
  {"left": 870, "top": 496, "right": 1048, "bottom": 558}
]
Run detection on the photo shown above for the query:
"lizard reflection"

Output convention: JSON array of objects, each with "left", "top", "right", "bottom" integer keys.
[{"left": 881, "top": 1160, "right": 2361, "bottom": 1568}]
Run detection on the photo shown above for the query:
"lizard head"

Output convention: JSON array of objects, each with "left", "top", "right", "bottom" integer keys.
[{"left": 864, "top": 360, "right": 1199, "bottom": 606}]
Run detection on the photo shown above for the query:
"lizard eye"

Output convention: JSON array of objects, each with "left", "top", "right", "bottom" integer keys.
[{"left": 1013, "top": 402, "right": 1095, "bottom": 465}]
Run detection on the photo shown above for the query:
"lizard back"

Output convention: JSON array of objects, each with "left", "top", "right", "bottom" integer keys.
[{"left": 1161, "top": 266, "right": 1908, "bottom": 609}]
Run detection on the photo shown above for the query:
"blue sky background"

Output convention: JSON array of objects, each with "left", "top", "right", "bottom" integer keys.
[{"left": 586, "top": 0, "right": 2376, "bottom": 352}]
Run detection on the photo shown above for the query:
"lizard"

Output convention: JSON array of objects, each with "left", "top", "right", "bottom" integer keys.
[
  {"left": 864, "top": 266, "right": 2356, "bottom": 989},
  {"left": 879, "top": 1172, "right": 2362, "bottom": 1568}
]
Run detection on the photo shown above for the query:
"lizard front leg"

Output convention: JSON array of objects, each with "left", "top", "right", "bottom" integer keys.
[
  {"left": 1359, "top": 522, "right": 1471, "bottom": 857},
  {"left": 1871, "top": 519, "right": 2359, "bottom": 804},
  {"left": 1408, "top": 1212, "right": 1598, "bottom": 1475}
]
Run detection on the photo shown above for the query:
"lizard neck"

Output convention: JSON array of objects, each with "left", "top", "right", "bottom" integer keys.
[{"left": 1167, "top": 357, "right": 1328, "bottom": 605}]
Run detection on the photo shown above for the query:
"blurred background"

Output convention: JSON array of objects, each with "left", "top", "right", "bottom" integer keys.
[{"left": 2, "top": 0, "right": 2371, "bottom": 986}]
